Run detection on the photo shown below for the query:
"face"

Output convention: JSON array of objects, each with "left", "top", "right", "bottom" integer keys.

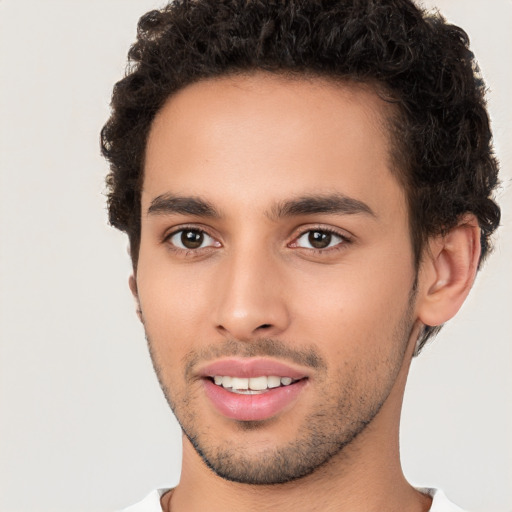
[{"left": 135, "top": 74, "right": 419, "bottom": 484}]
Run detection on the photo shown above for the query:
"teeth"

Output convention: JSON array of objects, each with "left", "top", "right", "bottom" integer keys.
[
  {"left": 212, "top": 375, "right": 298, "bottom": 391},
  {"left": 221, "top": 376, "right": 232, "bottom": 388},
  {"left": 249, "top": 376, "right": 267, "bottom": 391},
  {"left": 267, "top": 376, "right": 281, "bottom": 388},
  {"left": 231, "top": 377, "right": 249, "bottom": 390}
]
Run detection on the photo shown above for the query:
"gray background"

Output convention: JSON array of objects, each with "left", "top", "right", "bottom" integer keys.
[{"left": 0, "top": 1, "right": 510, "bottom": 511}]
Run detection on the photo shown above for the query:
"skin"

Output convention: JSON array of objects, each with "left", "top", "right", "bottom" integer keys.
[{"left": 131, "top": 73, "right": 480, "bottom": 512}]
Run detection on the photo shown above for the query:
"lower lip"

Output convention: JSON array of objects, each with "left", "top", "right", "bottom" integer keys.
[{"left": 203, "top": 379, "right": 307, "bottom": 422}]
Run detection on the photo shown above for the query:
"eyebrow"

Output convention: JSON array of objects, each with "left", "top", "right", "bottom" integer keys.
[
  {"left": 146, "top": 192, "right": 375, "bottom": 220},
  {"left": 147, "top": 194, "right": 221, "bottom": 218},
  {"left": 269, "top": 193, "right": 376, "bottom": 220}
]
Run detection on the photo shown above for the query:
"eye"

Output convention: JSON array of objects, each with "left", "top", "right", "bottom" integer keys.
[
  {"left": 293, "top": 229, "right": 347, "bottom": 250},
  {"left": 167, "top": 228, "right": 219, "bottom": 250}
]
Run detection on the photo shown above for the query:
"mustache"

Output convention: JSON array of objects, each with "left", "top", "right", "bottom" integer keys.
[{"left": 183, "top": 338, "right": 327, "bottom": 379}]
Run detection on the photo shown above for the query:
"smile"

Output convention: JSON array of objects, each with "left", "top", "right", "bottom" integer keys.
[
  {"left": 211, "top": 375, "right": 298, "bottom": 394},
  {"left": 198, "top": 358, "right": 310, "bottom": 421}
]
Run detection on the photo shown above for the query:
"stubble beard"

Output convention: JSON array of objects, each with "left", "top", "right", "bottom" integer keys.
[{"left": 144, "top": 296, "right": 416, "bottom": 486}]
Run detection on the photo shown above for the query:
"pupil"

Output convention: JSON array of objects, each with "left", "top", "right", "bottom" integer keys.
[
  {"left": 309, "top": 231, "right": 331, "bottom": 249},
  {"left": 181, "top": 230, "right": 203, "bottom": 249}
]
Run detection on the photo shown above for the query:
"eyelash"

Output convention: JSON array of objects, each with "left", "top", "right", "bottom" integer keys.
[
  {"left": 163, "top": 225, "right": 220, "bottom": 255},
  {"left": 288, "top": 226, "right": 352, "bottom": 253},
  {"left": 163, "top": 225, "right": 352, "bottom": 256}
]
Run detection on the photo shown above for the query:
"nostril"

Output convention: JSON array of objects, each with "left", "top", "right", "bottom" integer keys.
[{"left": 257, "top": 324, "right": 272, "bottom": 330}]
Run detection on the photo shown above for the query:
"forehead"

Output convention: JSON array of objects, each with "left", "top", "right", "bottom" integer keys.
[{"left": 142, "top": 73, "right": 405, "bottom": 219}]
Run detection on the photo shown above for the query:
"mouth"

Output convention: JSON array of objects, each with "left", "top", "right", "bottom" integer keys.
[
  {"left": 198, "top": 358, "right": 309, "bottom": 422},
  {"left": 208, "top": 375, "right": 303, "bottom": 394}
]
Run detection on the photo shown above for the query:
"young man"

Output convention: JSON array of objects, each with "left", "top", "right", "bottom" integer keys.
[{"left": 101, "top": 1, "right": 500, "bottom": 510}]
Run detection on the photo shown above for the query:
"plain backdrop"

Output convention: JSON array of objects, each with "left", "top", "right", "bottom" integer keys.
[{"left": 0, "top": 1, "right": 511, "bottom": 511}]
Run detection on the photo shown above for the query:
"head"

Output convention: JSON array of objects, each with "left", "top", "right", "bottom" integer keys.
[
  {"left": 101, "top": 0, "right": 500, "bottom": 486},
  {"left": 102, "top": 0, "right": 500, "bottom": 351}
]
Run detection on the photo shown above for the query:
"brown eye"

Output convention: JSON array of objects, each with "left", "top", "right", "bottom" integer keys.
[
  {"left": 168, "top": 229, "right": 218, "bottom": 250},
  {"left": 308, "top": 231, "right": 332, "bottom": 249},
  {"left": 293, "top": 229, "right": 346, "bottom": 250},
  {"left": 181, "top": 230, "right": 204, "bottom": 248}
]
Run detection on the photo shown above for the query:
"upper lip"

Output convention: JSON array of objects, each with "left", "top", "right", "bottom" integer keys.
[{"left": 197, "top": 358, "right": 309, "bottom": 379}]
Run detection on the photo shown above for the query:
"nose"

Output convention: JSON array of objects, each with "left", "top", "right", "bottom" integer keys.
[{"left": 213, "top": 248, "right": 290, "bottom": 341}]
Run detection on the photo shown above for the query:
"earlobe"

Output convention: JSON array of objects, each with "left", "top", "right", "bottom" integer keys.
[
  {"left": 128, "top": 274, "right": 144, "bottom": 324},
  {"left": 417, "top": 215, "right": 481, "bottom": 328},
  {"left": 129, "top": 274, "right": 138, "bottom": 297}
]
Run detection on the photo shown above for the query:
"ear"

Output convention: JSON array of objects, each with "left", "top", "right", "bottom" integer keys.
[
  {"left": 416, "top": 215, "right": 481, "bottom": 328},
  {"left": 129, "top": 274, "right": 144, "bottom": 324}
]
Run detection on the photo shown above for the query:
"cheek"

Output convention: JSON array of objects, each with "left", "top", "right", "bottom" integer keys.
[
  {"left": 289, "top": 250, "right": 414, "bottom": 356},
  {"left": 136, "top": 258, "right": 214, "bottom": 350}
]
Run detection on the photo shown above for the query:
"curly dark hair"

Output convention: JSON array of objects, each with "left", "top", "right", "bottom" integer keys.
[{"left": 101, "top": 0, "right": 500, "bottom": 350}]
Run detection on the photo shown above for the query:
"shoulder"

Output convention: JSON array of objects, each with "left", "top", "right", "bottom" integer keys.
[{"left": 120, "top": 488, "right": 173, "bottom": 512}]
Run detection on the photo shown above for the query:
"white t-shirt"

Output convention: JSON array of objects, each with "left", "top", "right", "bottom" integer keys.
[{"left": 121, "top": 487, "right": 465, "bottom": 511}]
